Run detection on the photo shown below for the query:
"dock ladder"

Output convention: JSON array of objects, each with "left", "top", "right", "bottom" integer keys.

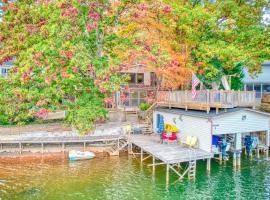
[{"left": 188, "top": 160, "right": 196, "bottom": 180}]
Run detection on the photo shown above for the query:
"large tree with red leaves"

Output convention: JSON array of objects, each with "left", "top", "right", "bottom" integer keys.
[{"left": 0, "top": 0, "right": 134, "bottom": 132}]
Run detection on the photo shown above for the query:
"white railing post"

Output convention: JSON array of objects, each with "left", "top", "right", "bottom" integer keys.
[
  {"left": 185, "top": 90, "right": 188, "bottom": 111},
  {"left": 207, "top": 90, "right": 210, "bottom": 113},
  {"left": 220, "top": 90, "right": 223, "bottom": 106},
  {"left": 238, "top": 90, "right": 241, "bottom": 106}
]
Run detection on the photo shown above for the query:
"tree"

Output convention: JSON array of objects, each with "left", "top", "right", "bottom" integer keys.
[
  {"left": 0, "top": 0, "right": 133, "bottom": 133},
  {"left": 117, "top": 0, "right": 192, "bottom": 90},
  {"left": 170, "top": 0, "right": 270, "bottom": 89}
]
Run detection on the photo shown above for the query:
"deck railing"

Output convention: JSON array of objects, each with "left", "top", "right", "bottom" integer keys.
[{"left": 156, "top": 90, "right": 256, "bottom": 109}]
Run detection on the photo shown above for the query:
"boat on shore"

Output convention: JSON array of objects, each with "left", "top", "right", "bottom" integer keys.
[{"left": 68, "top": 150, "right": 95, "bottom": 161}]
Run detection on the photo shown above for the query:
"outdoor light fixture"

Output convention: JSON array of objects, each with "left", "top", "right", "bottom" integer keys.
[{"left": 242, "top": 115, "right": 247, "bottom": 121}]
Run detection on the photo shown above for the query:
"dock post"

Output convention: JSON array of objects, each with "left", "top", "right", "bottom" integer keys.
[
  {"left": 233, "top": 152, "right": 236, "bottom": 167},
  {"left": 219, "top": 153, "right": 222, "bottom": 165},
  {"left": 166, "top": 164, "right": 170, "bottom": 188},
  {"left": 236, "top": 151, "right": 241, "bottom": 167},
  {"left": 207, "top": 158, "right": 211, "bottom": 172},
  {"left": 256, "top": 148, "right": 260, "bottom": 159},
  {"left": 152, "top": 156, "right": 155, "bottom": 175},
  {"left": 140, "top": 148, "right": 143, "bottom": 164},
  {"left": 62, "top": 143, "right": 65, "bottom": 152}
]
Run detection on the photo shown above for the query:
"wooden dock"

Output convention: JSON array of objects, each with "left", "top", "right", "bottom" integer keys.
[
  {"left": 129, "top": 135, "right": 213, "bottom": 187},
  {"left": 0, "top": 134, "right": 127, "bottom": 155}
]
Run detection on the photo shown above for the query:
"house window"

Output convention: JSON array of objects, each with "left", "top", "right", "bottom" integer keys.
[
  {"left": 137, "top": 73, "right": 144, "bottom": 84},
  {"left": 263, "top": 84, "right": 270, "bottom": 94},
  {"left": 246, "top": 84, "right": 253, "bottom": 91},
  {"left": 128, "top": 73, "right": 144, "bottom": 84},
  {"left": 1, "top": 68, "right": 8, "bottom": 77},
  {"left": 129, "top": 73, "right": 136, "bottom": 84},
  {"left": 254, "top": 84, "right": 262, "bottom": 98}
]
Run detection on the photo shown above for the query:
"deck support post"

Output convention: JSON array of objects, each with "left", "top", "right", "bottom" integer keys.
[
  {"left": 236, "top": 152, "right": 241, "bottom": 167},
  {"left": 128, "top": 143, "right": 133, "bottom": 155},
  {"left": 207, "top": 158, "right": 211, "bottom": 172},
  {"left": 140, "top": 148, "right": 143, "bottom": 164},
  {"left": 166, "top": 164, "right": 170, "bottom": 188},
  {"left": 219, "top": 153, "right": 222, "bottom": 165},
  {"left": 62, "top": 143, "right": 65, "bottom": 152},
  {"left": 256, "top": 148, "right": 260, "bottom": 159},
  {"left": 265, "top": 130, "right": 270, "bottom": 158},
  {"left": 233, "top": 152, "right": 236, "bottom": 167},
  {"left": 83, "top": 142, "right": 86, "bottom": 151},
  {"left": 0, "top": 143, "right": 2, "bottom": 150},
  {"left": 152, "top": 156, "right": 155, "bottom": 175}
]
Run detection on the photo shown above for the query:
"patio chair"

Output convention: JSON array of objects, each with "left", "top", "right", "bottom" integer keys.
[{"left": 181, "top": 136, "right": 198, "bottom": 148}]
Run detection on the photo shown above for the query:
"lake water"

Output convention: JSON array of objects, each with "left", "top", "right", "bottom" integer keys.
[{"left": 0, "top": 155, "right": 270, "bottom": 200}]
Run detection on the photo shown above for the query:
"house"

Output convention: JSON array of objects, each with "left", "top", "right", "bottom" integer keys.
[
  {"left": 153, "top": 108, "right": 270, "bottom": 154},
  {"left": 118, "top": 64, "right": 157, "bottom": 109},
  {"left": 0, "top": 60, "right": 14, "bottom": 78},
  {"left": 243, "top": 61, "right": 270, "bottom": 100}
]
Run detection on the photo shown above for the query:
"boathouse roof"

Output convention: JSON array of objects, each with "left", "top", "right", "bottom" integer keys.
[{"left": 155, "top": 107, "right": 270, "bottom": 119}]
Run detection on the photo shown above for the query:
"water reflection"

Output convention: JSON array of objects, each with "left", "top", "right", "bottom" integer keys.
[{"left": 0, "top": 155, "right": 269, "bottom": 200}]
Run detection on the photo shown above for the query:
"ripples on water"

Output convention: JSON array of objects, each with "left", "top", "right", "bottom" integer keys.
[{"left": 0, "top": 155, "right": 270, "bottom": 200}]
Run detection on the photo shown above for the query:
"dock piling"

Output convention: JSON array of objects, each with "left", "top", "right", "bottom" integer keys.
[
  {"left": 152, "top": 156, "right": 155, "bottom": 175},
  {"left": 166, "top": 164, "right": 170, "bottom": 188},
  {"left": 140, "top": 148, "right": 143, "bottom": 164},
  {"left": 207, "top": 158, "right": 211, "bottom": 172}
]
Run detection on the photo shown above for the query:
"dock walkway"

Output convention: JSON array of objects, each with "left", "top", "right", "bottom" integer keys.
[
  {"left": 130, "top": 135, "right": 213, "bottom": 187},
  {"left": 131, "top": 135, "right": 213, "bottom": 164}
]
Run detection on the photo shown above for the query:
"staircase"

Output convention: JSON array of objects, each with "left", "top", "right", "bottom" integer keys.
[
  {"left": 139, "top": 122, "right": 154, "bottom": 135},
  {"left": 106, "top": 137, "right": 128, "bottom": 156},
  {"left": 188, "top": 160, "right": 196, "bottom": 180},
  {"left": 125, "top": 110, "right": 139, "bottom": 123}
]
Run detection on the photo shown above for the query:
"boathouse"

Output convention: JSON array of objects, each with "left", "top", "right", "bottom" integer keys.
[{"left": 153, "top": 108, "right": 270, "bottom": 155}]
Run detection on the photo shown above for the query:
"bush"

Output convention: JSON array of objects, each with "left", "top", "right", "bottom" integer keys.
[{"left": 139, "top": 102, "right": 152, "bottom": 111}]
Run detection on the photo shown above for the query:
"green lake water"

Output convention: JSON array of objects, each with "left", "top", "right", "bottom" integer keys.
[{"left": 0, "top": 155, "right": 270, "bottom": 200}]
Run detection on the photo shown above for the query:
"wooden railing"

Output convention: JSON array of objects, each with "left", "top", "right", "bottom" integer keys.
[{"left": 156, "top": 90, "right": 256, "bottom": 109}]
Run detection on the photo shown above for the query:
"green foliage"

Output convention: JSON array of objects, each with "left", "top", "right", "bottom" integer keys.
[
  {"left": 0, "top": 0, "right": 133, "bottom": 133},
  {"left": 169, "top": 0, "right": 270, "bottom": 87},
  {"left": 139, "top": 102, "right": 152, "bottom": 111}
]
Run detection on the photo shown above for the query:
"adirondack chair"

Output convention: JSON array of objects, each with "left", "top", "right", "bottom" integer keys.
[{"left": 181, "top": 136, "right": 198, "bottom": 148}]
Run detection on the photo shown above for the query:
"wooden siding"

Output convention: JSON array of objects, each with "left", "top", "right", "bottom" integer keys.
[
  {"left": 212, "top": 110, "right": 270, "bottom": 135},
  {"left": 153, "top": 111, "right": 212, "bottom": 152}
]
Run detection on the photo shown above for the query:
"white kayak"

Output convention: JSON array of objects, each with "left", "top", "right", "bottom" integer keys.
[{"left": 69, "top": 150, "right": 95, "bottom": 161}]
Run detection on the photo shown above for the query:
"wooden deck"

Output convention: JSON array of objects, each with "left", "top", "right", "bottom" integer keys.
[
  {"left": 130, "top": 135, "right": 213, "bottom": 164},
  {"left": 130, "top": 135, "right": 213, "bottom": 186},
  {"left": 156, "top": 90, "right": 256, "bottom": 112}
]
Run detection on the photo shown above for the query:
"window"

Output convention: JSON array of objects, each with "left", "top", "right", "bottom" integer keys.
[
  {"left": 128, "top": 73, "right": 144, "bottom": 84},
  {"left": 254, "top": 84, "right": 262, "bottom": 98},
  {"left": 137, "top": 73, "right": 144, "bottom": 84},
  {"left": 128, "top": 73, "right": 136, "bottom": 84},
  {"left": 246, "top": 84, "right": 253, "bottom": 91},
  {"left": 263, "top": 84, "right": 270, "bottom": 93},
  {"left": 1, "top": 68, "right": 8, "bottom": 77}
]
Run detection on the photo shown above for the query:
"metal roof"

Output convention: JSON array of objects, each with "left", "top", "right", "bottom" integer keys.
[{"left": 155, "top": 107, "right": 270, "bottom": 119}]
